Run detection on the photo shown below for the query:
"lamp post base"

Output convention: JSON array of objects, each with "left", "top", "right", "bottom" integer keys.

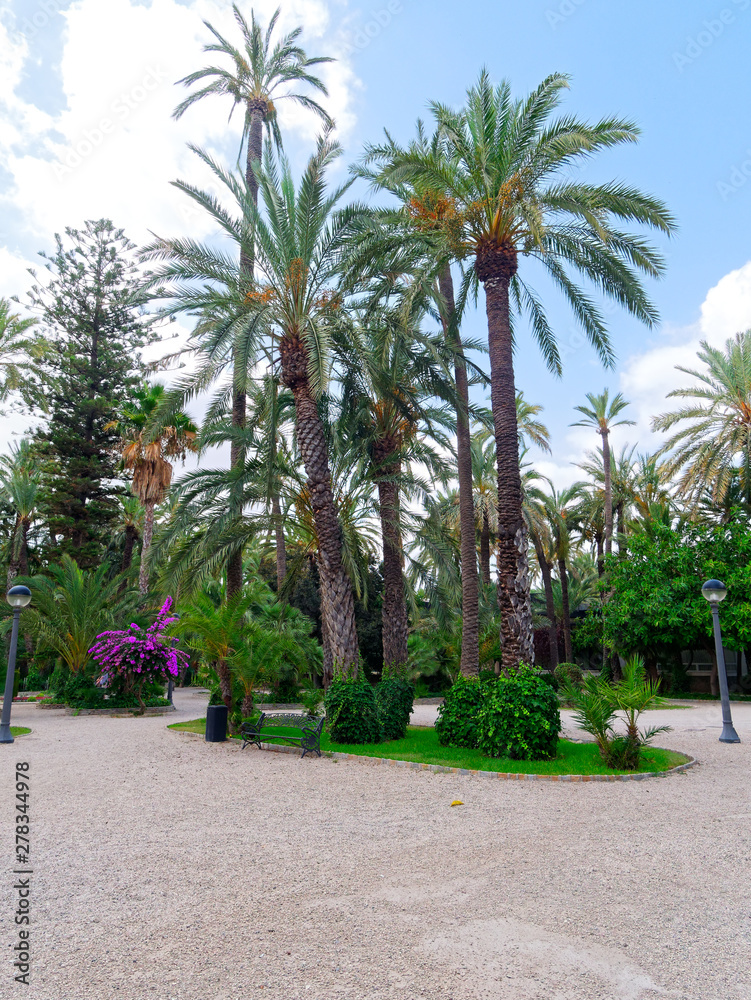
[
  {"left": 0, "top": 725, "right": 15, "bottom": 744},
  {"left": 719, "top": 724, "right": 741, "bottom": 744}
]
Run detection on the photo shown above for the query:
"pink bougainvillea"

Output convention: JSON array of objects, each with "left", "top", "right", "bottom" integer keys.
[{"left": 89, "top": 597, "right": 189, "bottom": 710}]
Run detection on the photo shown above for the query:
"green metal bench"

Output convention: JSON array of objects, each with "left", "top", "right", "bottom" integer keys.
[{"left": 240, "top": 712, "right": 324, "bottom": 758}]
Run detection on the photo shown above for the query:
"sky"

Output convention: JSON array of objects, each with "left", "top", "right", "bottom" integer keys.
[{"left": 1, "top": 0, "right": 751, "bottom": 487}]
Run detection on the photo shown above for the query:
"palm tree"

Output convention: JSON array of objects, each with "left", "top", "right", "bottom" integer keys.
[
  {"left": 111, "top": 495, "right": 145, "bottom": 575},
  {"left": 542, "top": 485, "right": 580, "bottom": 663},
  {"left": 379, "top": 70, "right": 674, "bottom": 669},
  {"left": 572, "top": 390, "right": 634, "bottom": 555},
  {"left": 353, "top": 123, "right": 482, "bottom": 678},
  {"left": 108, "top": 384, "right": 198, "bottom": 595},
  {"left": 21, "top": 555, "right": 135, "bottom": 674},
  {"left": 174, "top": 4, "right": 332, "bottom": 598},
  {"left": 146, "top": 138, "right": 364, "bottom": 676},
  {"left": 0, "top": 298, "right": 39, "bottom": 408},
  {"left": 0, "top": 441, "right": 41, "bottom": 589},
  {"left": 652, "top": 332, "right": 751, "bottom": 508},
  {"left": 337, "top": 307, "right": 452, "bottom": 676}
]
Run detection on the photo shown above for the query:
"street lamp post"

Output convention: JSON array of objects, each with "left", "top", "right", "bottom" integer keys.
[
  {"left": 0, "top": 586, "right": 33, "bottom": 744},
  {"left": 701, "top": 579, "right": 741, "bottom": 744}
]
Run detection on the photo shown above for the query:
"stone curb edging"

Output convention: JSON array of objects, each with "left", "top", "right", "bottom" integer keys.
[
  {"left": 64, "top": 705, "right": 176, "bottom": 717},
  {"left": 172, "top": 730, "right": 697, "bottom": 781}
]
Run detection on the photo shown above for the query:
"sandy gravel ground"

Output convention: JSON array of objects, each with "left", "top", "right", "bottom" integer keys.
[{"left": 1, "top": 691, "right": 750, "bottom": 1000}]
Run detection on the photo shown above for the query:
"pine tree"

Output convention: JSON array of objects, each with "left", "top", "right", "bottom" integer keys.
[{"left": 28, "top": 220, "right": 154, "bottom": 567}]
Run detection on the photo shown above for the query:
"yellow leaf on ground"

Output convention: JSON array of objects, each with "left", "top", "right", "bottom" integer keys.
[{"left": 450, "top": 800, "right": 464, "bottom": 807}]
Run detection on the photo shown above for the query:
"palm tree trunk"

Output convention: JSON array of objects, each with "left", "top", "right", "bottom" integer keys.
[
  {"left": 558, "top": 557, "right": 573, "bottom": 663},
  {"left": 533, "top": 534, "right": 558, "bottom": 670},
  {"left": 602, "top": 430, "right": 613, "bottom": 556},
  {"left": 616, "top": 502, "right": 625, "bottom": 555},
  {"left": 376, "top": 461, "right": 409, "bottom": 676},
  {"left": 121, "top": 524, "right": 138, "bottom": 573},
  {"left": 217, "top": 658, "right": 233, "bottom": 712},
  {"left": 227, "top": 108, "right": 266, "bottom": 600},
  {"left": 241, "top": 688, "right": 255, "bottom": 717},
  {"left": 438, "top": 264, "right": 479, "bottom": 677},
  {"left": 480, "top": 510, "right": 491, "bottom": 587},
  {"left": 138, "top": 500, "right": 156, "bottom": 596},
  {"left": 479, "top": 258, "right": 534, "bottom": 670},
  {"left": 596, "top": 531, "right": 604, "bottom": 577},
  {"left": 281, "top": 337, "right": 359, "bottom": 678},
  {"left": 272, "top": 494, "right": 287, "bottom": 594}
]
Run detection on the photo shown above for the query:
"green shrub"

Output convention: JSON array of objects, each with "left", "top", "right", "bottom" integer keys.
[
  {"left": 435, "top": 676, "right": 487, "bottom": 748},
  {"left": 563, "top": 655, "right": 671, "bottom": 770},
  {"left": 538, "top": 672, "right": 559, "bottom": 692},
  {"left": 300, "top": 688, "right": 325, "bottom": 718},
  {"left": 477, "top": 667, "right": 560, "bottom": 761},
  {"left": 375, "top": 677, "right": 415, "bottom": 741},
  {"left": 325, "top": 679, "right": 382, "bottom": 744},
  {"left": 554, "top": 662, "right": 583, "bottom": 686}
]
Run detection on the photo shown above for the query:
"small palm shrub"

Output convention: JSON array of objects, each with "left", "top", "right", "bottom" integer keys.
[
  {"left": 476, "top": 666, "right": 560, "bottom": 761},
  {"left": 325, "top": 678, "right": 382, "bottom": 744},
  {"left": 375, "top": 676, "right": 415, "bottom": 741},
  {"left": 562, "top": 655, "right": 671, "bottom": 770},
  {"left": 435, "top": 676, "right": 487, "bottom": 748}
]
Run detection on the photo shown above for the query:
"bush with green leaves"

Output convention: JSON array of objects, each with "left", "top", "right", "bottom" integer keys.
[
  {"left": 435, "top": 676, "right": 487, "bottom": 748},
  {"left": 554, "top": 662, "right": 583, "bottom": 686},
  {"left": 325, "top": 678, "right": 382, "bottom": 744},
  {"left": 476, "top": 667, "right": 560, "bottom": 761},
  {"left": 375, "top": 676, "right": 415, "bottom": 741},
  {"left": 562, "top": 655, "right": 671, "bottom": 770}
]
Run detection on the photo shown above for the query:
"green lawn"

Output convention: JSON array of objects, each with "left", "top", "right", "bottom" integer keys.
[
  {"left": 169, "top": 719, "right": 688, "bottom": 775},
  {"left": 11, "top": 727, "right": 31, "bottom": 737}
]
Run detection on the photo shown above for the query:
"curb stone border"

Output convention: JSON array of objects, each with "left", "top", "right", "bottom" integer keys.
[{"left": 172, "top": 730, "right": 697, "bottom": 780}]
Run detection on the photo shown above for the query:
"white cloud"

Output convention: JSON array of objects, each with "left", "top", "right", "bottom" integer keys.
[{"left": 0, "top": 0, "right": 360, "bottom": 250}]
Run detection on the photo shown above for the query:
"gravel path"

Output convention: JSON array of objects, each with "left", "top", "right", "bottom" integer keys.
[{"left": 1, "top": 691, "right": 750, "bottom": 1000}]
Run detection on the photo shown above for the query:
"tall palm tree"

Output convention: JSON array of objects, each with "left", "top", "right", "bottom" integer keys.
[
  {"left": 572, "top": 390, "right": 634, "bottom": 555},
  {"left": 146, "top": 137, "right": 364, "bottom": 676},
  {"left": 108, "top": 384, "right": 198, "bottom": 595},
  {"left": 338, "top": 307, "right": 452, "bottom": 676},
  {"left": 542, "top": 485, "right": 580, "bottom": 663},
  {"left": 378, "top": 70, "right": 674, "bottom": 669},
  {"left": 174, "top": 4, "right": 332, "bottom": 597},
  {"left": 354, "top": 124, "right": 482, "bottom": 678},
  {"left": 652, "top": 332, "right": 751, "bottom": 508}
]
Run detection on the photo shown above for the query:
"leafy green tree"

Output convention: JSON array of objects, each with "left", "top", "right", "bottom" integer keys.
[
  {"left": 27, "top": 221, "right": 154, "bottom": 567},
  {"left": 378, "top": 70, "right": 674, "bottom": 669},
  {"left": 604, "top": 515, "right": 751, "bottom": 691}
]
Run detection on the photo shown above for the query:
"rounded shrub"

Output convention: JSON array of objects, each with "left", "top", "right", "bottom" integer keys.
[
  {"left": 375, "top": 676, "right": 415, "bottom": 741},
  {"left": 325, "top": 678, "right": 382, "bottom": 745},
  {"left": 554, "top": 662, "right": 583, "bottom": 686},
  {"left": 477, "top": 666, "right": 561, "bottom": 761},
  {"left": 435, "top": 675, "right": 487, "bottom": 748}
]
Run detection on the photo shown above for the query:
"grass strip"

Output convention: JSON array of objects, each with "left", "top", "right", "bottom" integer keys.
[{"left": 169, "top": 719, "right": 687, "bottom": 775}]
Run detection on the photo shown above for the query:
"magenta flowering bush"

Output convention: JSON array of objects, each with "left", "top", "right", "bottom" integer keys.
[{"left": 89, "top": 597, "right": 189, "bottom": 711}]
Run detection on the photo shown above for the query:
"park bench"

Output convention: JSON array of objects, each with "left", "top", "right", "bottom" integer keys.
[{"left": 240, "top": 712, "right": 325, "bottom": 758}]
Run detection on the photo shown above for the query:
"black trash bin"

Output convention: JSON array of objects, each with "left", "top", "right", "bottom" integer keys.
[{"left": 205, "top": 704, "right": 228, "bottom": 742}]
